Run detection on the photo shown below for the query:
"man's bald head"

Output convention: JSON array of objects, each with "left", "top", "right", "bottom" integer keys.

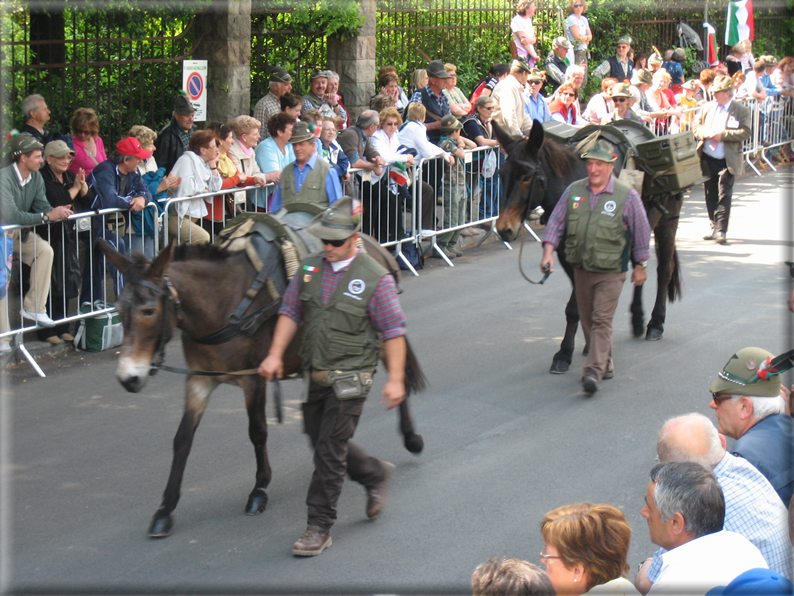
[{"left": 657, "top": 413, "right": 725, "bottom": 469}]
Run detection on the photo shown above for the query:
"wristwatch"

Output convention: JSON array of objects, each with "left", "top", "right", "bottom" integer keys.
[
  {"left": 41, "top": 213, "right": 50, "bottom": 224},
  {"left": 638, "top": 260, "right": 648, "bottom": 268}
]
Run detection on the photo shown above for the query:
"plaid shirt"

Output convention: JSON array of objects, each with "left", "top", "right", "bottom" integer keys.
[
  {"left": 178, "top": 127, "right": 192, "bottom": 151},
  {"left": 647, "top": 452, "right": 793, "bottom": 582},
  {"left": 252, "top": 92, "right": 282, "bottom": 139},
  {"left": 542, "top": 175, "right": 652, "bottom": 264},
  {"left": 279, "top": 251, "right": 407, "bottom": 341}
]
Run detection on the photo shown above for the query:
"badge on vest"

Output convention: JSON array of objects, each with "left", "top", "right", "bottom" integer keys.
[
  {"left": 572, "top": 195, "right": 583, "bottom": 209},
  {"left": 303, "top": 265, "right": 319, "bottom": 272},
  {"left": 601, "top": 200, "right": 617, "bottom": 217},
  {"left": 343, "top": 278, "right": 366, "bottom": 301}
]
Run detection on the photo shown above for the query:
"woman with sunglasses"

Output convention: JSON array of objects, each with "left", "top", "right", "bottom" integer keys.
[
  {"left": 549, "top": 83, "right": 584, "bottom": 126},
  {"left": 601, "top": 82, "right": 640, "bottom": 124},
  {"left": 540, "top": 503, "right": 639, "bottom": 596},
  {"left": 69, "top": 107, "right": 106, "bottom": 176},
  {"left": 565, "top": 0, "right": 592, "bottom": 85}
]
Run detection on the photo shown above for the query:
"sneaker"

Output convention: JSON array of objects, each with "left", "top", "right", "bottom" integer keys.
[
  {"left": 20, "top": 308, "right": 55, "bottom": 327},
  {"left": 366, "top": 461, "right": 395, "bottom": 520},
  {"left": 714, "top": 231, "right": 727, "bottom": 245},
  {"left": 292, "top": 528, "right": 332, "bottom": 557}
]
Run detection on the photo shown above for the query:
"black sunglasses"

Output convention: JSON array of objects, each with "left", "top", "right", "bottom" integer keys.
[
  {"left": 321, "top": 238, "right": 346, "bottom": 247},
  {"left": 614, "top": 97, "right": 627, "bottom": 103}
]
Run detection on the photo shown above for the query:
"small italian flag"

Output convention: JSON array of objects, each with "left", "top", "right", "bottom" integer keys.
[
  {"left": 704, "top": 22, "right": 720, "bottom": 67},
  {"left": 389, "top": 161, "right": 409, "bottom": 187},
  {"left": 725, "top": 0, "right": 754, "bottom": 46}
]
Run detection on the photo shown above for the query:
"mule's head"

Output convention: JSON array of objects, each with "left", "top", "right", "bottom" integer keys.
[
  {"left": 494, "top": 120, "right": 546, "bottom": 242},
  {"left": 98, "top": 240, "right": 176, "bottom": 393}
]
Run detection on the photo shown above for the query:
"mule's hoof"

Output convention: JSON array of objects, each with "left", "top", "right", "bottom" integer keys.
[
  {"left": 645, "top": 327, "right": 664, "bottom": 341},
  {"left": 582, "top": 347, "right": 589, "bottom": 357},
  {"left": 403, "top": 432, "right": 424, "bottom": 454},
  {"left": 148, "top": 511, "right": 173, "bottom": 538},
  {"left": 245, "top": 489, "right": 268, "bottom": 515},
  {"left": 632, "top": 322, "right": 644, "bottom": 338},
  {"left": 550, "top": 360, "right": 570, "bottom": 374}
]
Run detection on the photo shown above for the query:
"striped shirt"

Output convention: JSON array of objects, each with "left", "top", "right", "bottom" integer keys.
[
  {"left": 647, "top": 452, "right": 793, "bottom": 582},
  {"left": 542, "top": 175, "right": 652, "bottom": 264},
  {"left": 279, "top": 250, "right": 407, "bottom": 341}
]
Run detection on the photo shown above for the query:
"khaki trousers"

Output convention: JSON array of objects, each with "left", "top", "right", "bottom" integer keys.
[
  {"left": 12, "top": 230, "right": 53, "bottom": 314},
  {"left": 574, "top": 268, "right": 626, "bottom": 380},
  {"left": 167, "top": 213, "right": 210, "bottom": 245}
]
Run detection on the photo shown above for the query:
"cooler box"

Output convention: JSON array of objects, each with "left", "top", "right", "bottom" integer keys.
[
  {"left": 542, "top": 120, "right": 580, "bottom": 145},
  {"left": 635, "top": 131, "right": 704, "bottom": 196}
]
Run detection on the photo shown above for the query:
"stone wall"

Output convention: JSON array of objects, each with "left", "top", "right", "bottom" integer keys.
[
  {"left": 327, "top": 0, "right": 376, "bottom": 123},
  {"left": 193, "top": 0, "right": 252, "bottom": 123}
]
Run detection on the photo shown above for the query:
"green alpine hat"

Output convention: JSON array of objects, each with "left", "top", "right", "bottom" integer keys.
[
  {"left": 709, "top": 347, "right": 782, "bottom": 397},
  {"left": 8, "top": 132, "right": 43, "bottom": 158},
  {"left": 616, "top": 35, "right": 633, "bottom": 46},
  {"left": 581, "top": 139, "right": 617, "bottom": 163},
  {"left": 288, "top": 121, "right": 315, "bottom": 144},
  {"left": 270, "top": 66, "right": 293, "bottom": 83},
  {"left": 440, "top": 114, "right": 463, "bottom": 132},
  {"left": 306, "top": 196, "right": 362, "bottom": 241}
]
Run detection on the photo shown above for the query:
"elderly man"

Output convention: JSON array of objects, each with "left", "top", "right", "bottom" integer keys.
[
  {"left": 85, "top": 137, "right": 153, "bottom": 302},
  {"left": 0, "top": 133, "right": 73, "bottom": 330},
  {"left": 693, "top": 75, "right": 752, "bottom": 245},
  {"left": 153, "top": 92, "right": 197, "bottom": 175},
  {"left": 491, "top": 59, "right": 535, "bottom": 137},
  {"left": 545, "top": 36, "right": 574, "bottom": 94},
  {"left": 20, "top": 94, "right": 51, "bottom": 144},
  {"left": 258, "top": 197, "right": 408, "bottom": 557},
  {"left": 252, "top": 66, "right": 293, "bottom": 139},
  {"left": 268, "top": 121, "right": 342, "bottom": 213},
  {"left": 641, "top": 461, "right": 768, "bottom": 594},
  {"left": 709, "top": 347, "right": 794, "bottom": 506},
  {"left": 636, "top": 413, "right": 792, "bottom": 593},
  {"left": 408, "top": 59, "right": 452, "bottom": 144},
  {"left": 301, "top": 69, "right": 346, "bottom": 130},
  {"left": 336, "top": 109, "right": 385, "bottom": 193},
  {"left": 592, "top": 35, "right": 635, "bottom": 81},
  {"left": 540, "top": 139, "right": 651, "bottom": 393}
]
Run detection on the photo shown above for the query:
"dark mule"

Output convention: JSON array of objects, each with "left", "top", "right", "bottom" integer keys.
[
  {"left": 99, "top": 237, "right": 426, "bottom": 538},
  {"left": 493, "top": 120, "right": 682, "bottom": 373}
]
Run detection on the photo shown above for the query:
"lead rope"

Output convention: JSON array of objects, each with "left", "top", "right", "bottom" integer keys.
[{"left": 515, "top": 173, "right": 551, "bottom": 285}]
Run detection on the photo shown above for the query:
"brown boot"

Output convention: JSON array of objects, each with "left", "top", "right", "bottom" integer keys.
[
  {"left": 292, "top": 527, "right": 332, "bottom": 557},
  {"left": 366, "top": 461, "right": 395, "bottom": 520}
]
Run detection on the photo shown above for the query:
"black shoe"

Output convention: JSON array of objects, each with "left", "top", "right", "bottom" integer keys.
[
  {"left": 582, "top": 375, "right": 598, "bottom": 395},
  {"left": 703, "top": 232, "right": 715, "bottom": 240},
  {"left": 714, "top": 232, "right": 727, "bottom": 245}
]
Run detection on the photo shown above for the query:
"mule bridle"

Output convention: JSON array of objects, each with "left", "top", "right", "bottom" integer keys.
[{"left": 511, "top": 159, "right": 551, "bottom": 285}]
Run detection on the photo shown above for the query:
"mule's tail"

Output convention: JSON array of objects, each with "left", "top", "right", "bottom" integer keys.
[
  {"left": 404, "top": 337, "right": 428, "bottom": 396},
  {"left": 667, "top": 248, "right": 682, "bottom": 303}
]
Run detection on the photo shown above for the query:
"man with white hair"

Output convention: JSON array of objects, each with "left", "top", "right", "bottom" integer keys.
[
  {"left": 544, "top": 36, "right": 574, "bottom": 94},
  {"left": 491, "top": 59, "right": 534, "bottom": 137},
  {"left": 640, "top": 461, "right": 767, "bottom": 594},
  {"left": 708, "top": 347, "right": 794, "bottom": 506},
  {"left": 635, "top": 413, "right": 792, "bottom": 593}
]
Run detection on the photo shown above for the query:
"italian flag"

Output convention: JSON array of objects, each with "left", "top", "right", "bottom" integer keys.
[
  {"left": 725, "top": 0, "right": 754, "bottom": 46},
  {"left": 704, "top": 22, "right": 720, "bottom": 67}
]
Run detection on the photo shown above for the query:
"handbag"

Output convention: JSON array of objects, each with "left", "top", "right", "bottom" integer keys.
[
  {"left": 74, "top": 301, "right": 124, "bottom": 352},
  {"left": 481, "top": 150, "right": 498, "bottom": 178}
]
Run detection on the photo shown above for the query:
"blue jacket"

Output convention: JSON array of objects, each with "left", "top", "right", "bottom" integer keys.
[
  {"left": 88, "top": 159, "right": 153, "bottom": 211},
  {"left": 732, "top": 413, "right": 794, "bottom": 506}
]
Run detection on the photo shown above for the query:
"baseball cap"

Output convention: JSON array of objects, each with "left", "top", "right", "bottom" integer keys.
[
  {"left": 44, "top": 140, "right": 74, "bottom": 158},
  {"left": 115, "top": 137, "right": 153, "bottom": 160}
]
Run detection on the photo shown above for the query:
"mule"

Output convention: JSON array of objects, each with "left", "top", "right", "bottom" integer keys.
[
  {"left": 99, "top": 237, "right": 426, "bottom": 538},
  {"left": 493, "top": 120, "right": 682, "bottom": 374}
]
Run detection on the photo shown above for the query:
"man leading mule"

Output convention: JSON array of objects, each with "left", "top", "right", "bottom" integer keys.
[
  {"left": 259, "top": 197, "right": 408, "bottom": 557},
  {"left": 540, "top": 139, "right": 651, "bottom": 395}
]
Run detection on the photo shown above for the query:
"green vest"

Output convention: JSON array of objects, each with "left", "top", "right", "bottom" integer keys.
[
  {"left": 280, "top": 158, "right": 331, "bottom": 209},
  {"left": 563, "top": 178, "right": 632, "bottom": 273},
  {"left": 298, "top": 252, "right": 387, "bottom": 372}
]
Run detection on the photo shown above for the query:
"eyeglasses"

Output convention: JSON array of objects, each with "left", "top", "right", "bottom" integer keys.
[
  {"left": 321, "top": 238, "right": 346, "bottom": 247},
  {"left": 574, "top": 4, "right": 584, "bottom": 6},
  {"left": 561, "top": 92, "right": 575, "bottom": 97},
  {"left": 711, "top": 393, "right": 733, "bottom": 404},
  {"left": 614, "top": 97, "right": 627, "bottom": 103},
  {"left": 75, "top": 129, "right": 92, "bottom": 136},
  {"left": 529, "top": 80, "right": 543, "bottom": 85},
  {"left": 540, "top": 550, "right": 562, "bottom": 561},
  {"left": 480, "top": 106, "right": 495, "bottom": 110}
]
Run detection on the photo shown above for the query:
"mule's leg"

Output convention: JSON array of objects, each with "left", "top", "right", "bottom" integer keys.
[
  {"left": 646, "top": 195, "right": 682, "bottom": 341},
  {"left": 244, "top": 376, "right": 272, "bottom": 515},
  {"left": 149, "top": 375, "right": 218, "bottom": 538},
  {"left": 551, "top": 251, "right": 579, "bottom": 373},
  {"left": 398, "top": 396, "right": 424, "bottom": 454},
  {"left": 630, "top": 285, "right": 645, "bottom": 338}
]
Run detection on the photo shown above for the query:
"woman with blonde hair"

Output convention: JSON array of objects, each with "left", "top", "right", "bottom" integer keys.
[
  {"left": 227, "top": 115, "right": 268, "bottom": 210},
  {"left": 511, "top": 0, "right": 540, "bottom": 67},
  {"left": 410, "top": 68, "right": 429, "bottom": 94},
  {"left": 540, "top": 503, "right": 638, "bottom": 596}
]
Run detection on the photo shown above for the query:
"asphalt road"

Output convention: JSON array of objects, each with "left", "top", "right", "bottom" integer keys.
[{"left": 2, "top": 166, "right": 792, "bottom": 596}]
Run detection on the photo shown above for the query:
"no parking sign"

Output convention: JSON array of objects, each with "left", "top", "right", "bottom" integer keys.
[{"left": 182, "top": 60, "right": 207, "bottom": 121}]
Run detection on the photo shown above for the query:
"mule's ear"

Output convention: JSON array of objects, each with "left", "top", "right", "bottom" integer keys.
[
  {"left": 524, "top": 120, "right": 545, "bottom": 157},
  {"left": 492, "top": 119, "right": 523, "bottom": 153},
  {"left": 97, "top": 238, "right": 133, "bottom": 276},
  {"left": 149, "top": 241, "right": 176, "bottom": 279}
]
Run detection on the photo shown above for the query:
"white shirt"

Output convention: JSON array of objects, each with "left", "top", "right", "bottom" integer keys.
[
  {"left": 397, "top": 121, "right": 447, "bottom": 161},
  {"left": 167, "top": 151, "right": 222, "bottom": 219},
  {"left": 368, "top": 128, "right": 412, "bottom": 184},
  {"left": 703, "top": 101, "right": 731, "bottom": 160},
  {"left": 492, "top": 74, "right": 534, "bottom": 136},
  {"left": 13, "top": 163, "right": 32, "bottom": 187},
  {"left": 510, "top": 14, "right": 536, "bottom": 61},
  {"left": 649, "top": 530, "right": 768, "bottom": 596}
]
